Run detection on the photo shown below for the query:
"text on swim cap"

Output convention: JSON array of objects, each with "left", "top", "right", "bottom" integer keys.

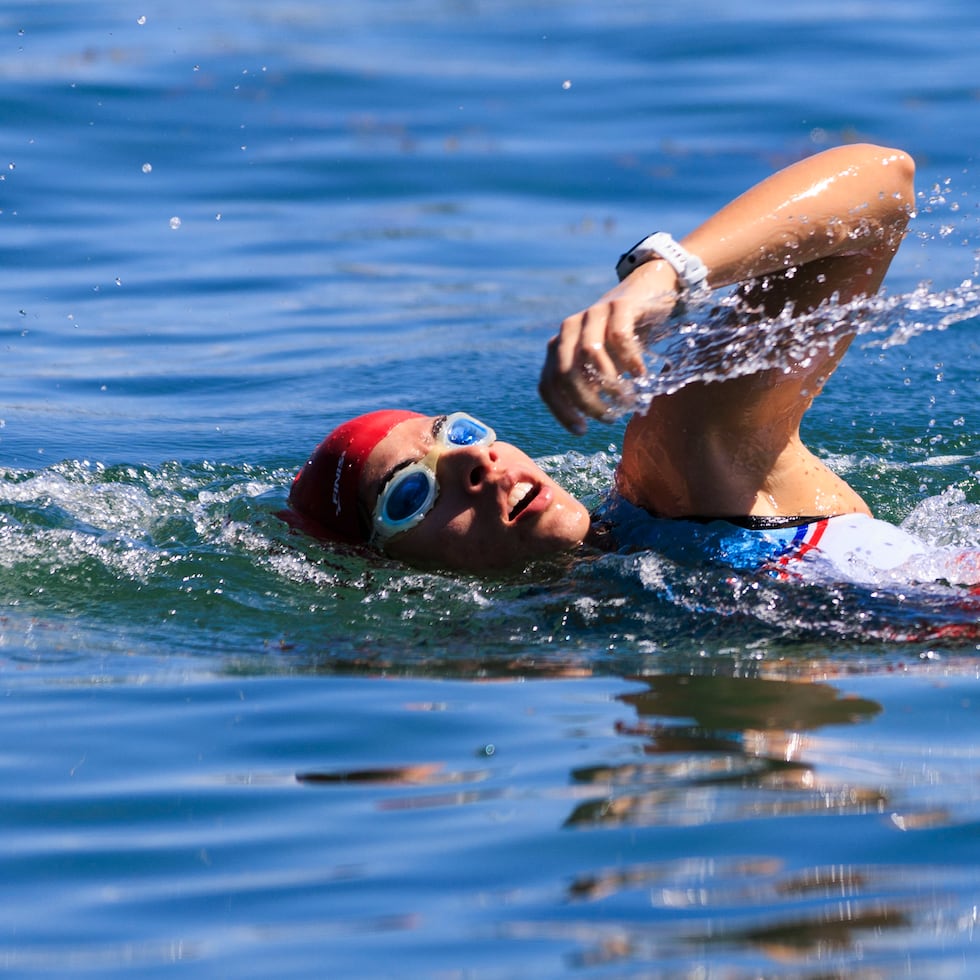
[{"left": 332, "top": 450, "right": 346, "bottom": 516}]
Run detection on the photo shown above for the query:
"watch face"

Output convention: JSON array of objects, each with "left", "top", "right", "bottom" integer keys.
[
  {"left": 616, "top": 236, "right": 656, "bottom": 281},
  {"left": 615, "top": 251, "right": 641, "bottom": 280}
]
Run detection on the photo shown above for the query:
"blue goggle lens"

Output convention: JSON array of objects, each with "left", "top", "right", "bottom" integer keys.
[
  {"left": 444, "top": 415, "right": 492, "bottom": 447},
  {"left": 382, "top": 469, "right": 435, "bottom": 524}
]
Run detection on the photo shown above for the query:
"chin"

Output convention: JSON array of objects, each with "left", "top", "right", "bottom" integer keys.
[{"left": 543, "top": 497, "right": 592, "bottom": 547}]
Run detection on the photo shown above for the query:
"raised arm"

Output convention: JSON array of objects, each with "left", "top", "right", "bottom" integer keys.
[{"left": 540, "top": 144, "right": 916, "bottom": 433}]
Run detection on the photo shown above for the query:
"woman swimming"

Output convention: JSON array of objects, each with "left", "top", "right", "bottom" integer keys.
[{"left": 285, "top": 143, "right": 976, "bottom": 584}]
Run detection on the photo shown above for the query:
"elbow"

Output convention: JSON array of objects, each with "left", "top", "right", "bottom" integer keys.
[
  {"left": 881, "top": 145, "right": 915, "bottom": 203},
  {"left": 852, "top": 143, "right": 916, "bottom": 233},
  {"left": 864, "top": 143, "right": 916, "bottom": 211},
  {"left": 884, "top": 147, "right": 916, "bottom": 235}
]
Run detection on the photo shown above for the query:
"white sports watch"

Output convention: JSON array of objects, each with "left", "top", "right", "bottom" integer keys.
[{"left": 615, "top": 231, "right": 709, "bottom": 293}]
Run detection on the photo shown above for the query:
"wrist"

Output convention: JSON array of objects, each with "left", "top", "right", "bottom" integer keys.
[
  {"left": 625, "top": 257, "right": 682, "bottom": 298},
  {"left": 615, "top": 232, "right": 709, "bottom": 294}
]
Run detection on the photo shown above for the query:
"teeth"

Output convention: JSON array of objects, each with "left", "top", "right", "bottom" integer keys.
[{"left": 507, "top": 481, "right": 535, "bottom": 520}]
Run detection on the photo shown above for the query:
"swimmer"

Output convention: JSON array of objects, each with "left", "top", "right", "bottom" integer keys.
[{"left": 285, "top": 143, "right": 976, "bottom": 584}]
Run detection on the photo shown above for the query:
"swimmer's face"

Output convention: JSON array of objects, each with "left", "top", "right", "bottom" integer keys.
[{"left": 360, "top": 415, "right": 592, "bottom": 572}]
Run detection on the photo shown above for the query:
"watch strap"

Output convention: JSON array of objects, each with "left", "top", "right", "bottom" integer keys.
[{"left": 615, "top": 232, "right": 708, "bottom": 292}]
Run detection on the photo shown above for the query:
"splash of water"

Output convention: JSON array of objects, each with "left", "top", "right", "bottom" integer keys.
[{"left": 609, "top": 277, "right": 980, "bottom": 415}]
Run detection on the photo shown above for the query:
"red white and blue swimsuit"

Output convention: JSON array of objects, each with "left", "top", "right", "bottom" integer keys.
[{"left": 595, "top": 494, "right": 980, "bottom": 587}]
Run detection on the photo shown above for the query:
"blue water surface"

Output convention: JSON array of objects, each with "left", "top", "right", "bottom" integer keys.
[{"left": 1, "top": 0, "right": 979, "bottom": 975}]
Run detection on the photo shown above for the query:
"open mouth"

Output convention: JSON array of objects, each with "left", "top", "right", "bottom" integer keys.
[{"left": 507, "top": 481, "right": 540, "bottom": 521}]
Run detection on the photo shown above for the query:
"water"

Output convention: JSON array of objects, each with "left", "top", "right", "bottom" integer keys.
[{"left": 1, "top": 0, "right": 979, "bottom": 974}]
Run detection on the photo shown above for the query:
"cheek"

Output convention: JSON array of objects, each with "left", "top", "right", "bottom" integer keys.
[
  {"left": 393, "top": 510, "right": 514, "bottom": 571},
  {"left": 384, "top": 508, "right": 477, "bottom": 566}
]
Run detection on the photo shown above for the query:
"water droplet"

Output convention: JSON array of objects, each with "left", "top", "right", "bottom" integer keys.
[{"left": 169, "top": 216, "right": 181, "bottom": 230}]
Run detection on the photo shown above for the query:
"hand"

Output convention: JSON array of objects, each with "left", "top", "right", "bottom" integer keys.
[{"left": 538, "top": 263, "right": 679, "bottom": 434}]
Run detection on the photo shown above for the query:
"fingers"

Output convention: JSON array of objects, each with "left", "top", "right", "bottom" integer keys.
[
  {"left": 538, "top": 301, "right": 646, "bottom": 434},
  {"left": 539, "top": 261, "right": 682, "bottom": 432},
  {"left": 538, "top": 343, "right": 588, "bottom": 435},
  {"left": 604, "top": 299, "right": 647, "bottom": 377}
]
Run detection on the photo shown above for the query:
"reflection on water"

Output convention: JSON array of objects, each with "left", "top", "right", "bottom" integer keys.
[
  {"left": 541, "top": 859, "right": 914, "bottom": 969},
  {"left": 567, "top": 674, "right": 885, "bottom": 830},
  {"left": 560, "top": 676, "right": 900, "bottom": 966},
  {"left": 286, "top": 666, "right": 980, "bottom": 974},
  {"left": 553, "top": 670, "right": 972, "bottom": 970}
]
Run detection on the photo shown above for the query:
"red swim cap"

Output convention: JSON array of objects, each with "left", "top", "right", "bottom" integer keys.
[{"left": 287, "top": 409, "right": 423, "bottom": 543}]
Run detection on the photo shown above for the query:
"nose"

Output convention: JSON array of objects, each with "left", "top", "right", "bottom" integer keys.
[{"left": 438, "top": 443, "right": 498, "bottom": 495}]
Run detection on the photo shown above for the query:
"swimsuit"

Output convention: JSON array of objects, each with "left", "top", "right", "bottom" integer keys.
[{"left": 594, "top": 493, "right": 980, "bottom": 587}]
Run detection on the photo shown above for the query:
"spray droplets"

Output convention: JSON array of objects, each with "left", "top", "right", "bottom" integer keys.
[{"left": 615, "top": 279, "right": 980, "bottom": 419}]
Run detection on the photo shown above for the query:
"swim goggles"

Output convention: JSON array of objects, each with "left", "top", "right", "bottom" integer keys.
[{"left": 369, "top": 412, "right": 497, "bottom": 547}]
